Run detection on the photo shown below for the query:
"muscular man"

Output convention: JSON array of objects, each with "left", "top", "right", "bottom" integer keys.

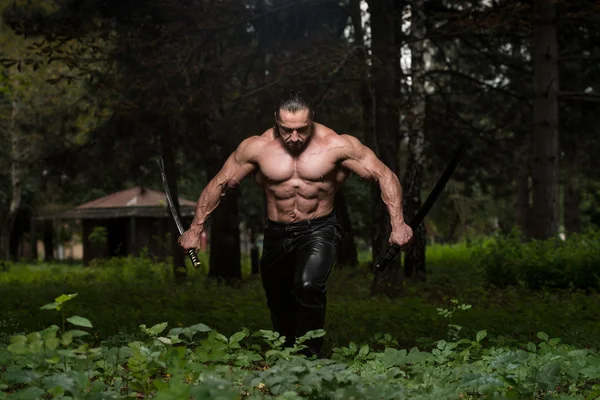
[{"left": 178, "top": 90, "right": 413, "bottom": 357}]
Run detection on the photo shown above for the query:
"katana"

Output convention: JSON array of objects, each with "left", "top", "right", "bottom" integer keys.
[
  {"left": 158, "top": 157, "right": 202, "bottom": 270},
  {"left": 373, "top": 142, "right": 468, "bottom": 272}
]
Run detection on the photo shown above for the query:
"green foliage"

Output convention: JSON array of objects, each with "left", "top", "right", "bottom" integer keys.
[
  {"left": 2, "top": 236, "right": 600, "bottom": 354},
  {"left": 471, "top": 228, "right": 600, "bottom": 290},
  {"left": 1, "top": 295, "right": 600, "bottom": 399},
  {"left": 88, "top": 226, "right": 108, "bottom": 246},
  {"left": 437, "top": 299, "right": 472, "bottom": 341}
]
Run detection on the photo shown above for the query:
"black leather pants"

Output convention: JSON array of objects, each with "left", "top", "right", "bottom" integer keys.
[{"left": 260, "top": 211, "right": 342, "bottom": 358}]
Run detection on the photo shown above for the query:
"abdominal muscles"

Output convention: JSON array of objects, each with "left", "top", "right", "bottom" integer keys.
[{"left": 264, "top": 178, "right": 336, "bottom": 222}]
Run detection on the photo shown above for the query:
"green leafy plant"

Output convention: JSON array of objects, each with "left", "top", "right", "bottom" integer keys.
[
  {"left": 437, "top": 298, "right": 472, "bottom": 341},
  {"left": 88, "top": 226, "right": 108, "bottom": 246},
  {"left": 1, "top": 293, "right": 600, "bottom": 399}
]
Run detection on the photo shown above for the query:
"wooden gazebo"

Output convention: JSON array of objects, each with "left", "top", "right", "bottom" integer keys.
[{"left": 58, "top": 186, "right": 198, "bottom": 265}]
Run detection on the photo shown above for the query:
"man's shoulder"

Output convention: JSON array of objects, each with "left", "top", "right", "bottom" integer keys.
[
  {"left": 236, "top": 129, "right": 277, "bottom": 160},
  {"left": 317, "top": 125, "right": 362, "bottom": 149}
]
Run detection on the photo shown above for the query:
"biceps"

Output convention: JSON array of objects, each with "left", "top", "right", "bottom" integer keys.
[
  {"left": 341, "top": 152, "right": 386, "bottom": 181},
  {"left": 215, "top": 155, "right": 256, "bottom": 188}
]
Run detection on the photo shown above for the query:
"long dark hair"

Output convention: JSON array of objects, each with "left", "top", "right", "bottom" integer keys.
[{"left": 273, "top": 89, "right": 315, "bottom": 136}]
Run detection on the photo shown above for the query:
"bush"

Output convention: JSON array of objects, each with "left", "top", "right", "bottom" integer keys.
[{"left": 470, "top": 228, "right": 600, "bottom": 291}]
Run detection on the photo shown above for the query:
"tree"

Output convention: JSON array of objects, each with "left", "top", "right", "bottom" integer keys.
[
  {"left": 0, "top": 0, "right": 104, "bottom": 261},
  {"left": 366, "top": 0, "right": 403, "bottom": 296},
  {"left": 402, "top": 0, "right": 427, "bottom": 280},
  {"left": 530, "top": 0, "right": 560, "bottom": 240}
]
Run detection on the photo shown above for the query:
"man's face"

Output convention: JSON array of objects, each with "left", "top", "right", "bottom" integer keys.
[{"left": 276, "top": 108, "right": 313, "bottom": 154}]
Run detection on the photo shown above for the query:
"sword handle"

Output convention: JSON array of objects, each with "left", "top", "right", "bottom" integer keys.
[
  {"left": 188, "top": 249, "right": 202, "bottom": 270},
  {"left": 373, "top": 244, "right": 401, "bottom": 272}
]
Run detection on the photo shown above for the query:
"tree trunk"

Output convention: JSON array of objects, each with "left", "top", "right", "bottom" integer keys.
[
  {"left": 563, "top": 173, "right": 581, "bottom": 235},
  {"left": 159, "top": 127, "right": 187, "bottom": 283},
  {"left": 516, "top": 126, "right": 533, "bottom": 238},
  {"left": 403, "top": 0, "right": 427, "bottom": 281},
  {"left": 515, "top": 163, "right": 531, "bottom": 236},
  {"left": 530, "top": 0, "right": 560, "bottom": 240},
  {"left": 3, "top": 99, "right": 22, "bottom": 262},
  {"left": 250, "top": 227, "right": 260, "bottom": 276},
  {"left": 510, "top": 37, "right": 532, "bottom": 239},
  {"left": 349, "top": 0, "right": 375, "bottom": 263},
  {"left": 206, "top": 146, "right": 242, "bottom": 284},
  {"left": 334, "top": 189, "right": 358, "bottom": 267},
  {"left": 30, "top": 216, "right": 38, "bottom": 261},
  {"left": 43, "top": 220, "right": 55, "bottom": 262},
  {"left": 563, "top": 124, "right": 582, "bottom": 236},
  {"left": 248, "top": 211, "right": 261, "bottom": 275},
  {"left": 367, "top": 0, "right": 402, "bottom": 297},
  {"left": 9, "top": 212, "right": 25, "bottom": 261},
  {"left": 445, "top": 209, "right": 461, "bottom": 243}
]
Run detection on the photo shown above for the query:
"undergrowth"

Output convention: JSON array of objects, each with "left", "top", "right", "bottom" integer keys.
[{"left": 2, "top": 294, "right": 600, "bottom": 399}]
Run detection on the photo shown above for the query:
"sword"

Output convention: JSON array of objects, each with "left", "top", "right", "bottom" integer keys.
[
  {"left": 373, "top": 142, "right": 467, "bottom": 272},
  {"left": 158, "top": 157, "right": 202, "bottom": 270}
]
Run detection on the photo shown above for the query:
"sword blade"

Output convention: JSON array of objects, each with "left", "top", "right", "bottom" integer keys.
[
  {"left": 373, "top": 142, "right": 468, "bottom": 272},
  {"left": 158, "top": 157, "right": 185, "bottom": 235},
  {"left": 158, "top": 157, "right": 202, "bottom": 269}
]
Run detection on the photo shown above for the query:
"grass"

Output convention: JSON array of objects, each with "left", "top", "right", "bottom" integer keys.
[
  {"left": 1, "top": 234, "right": 599, "bottom": 355},
  {"left": 2, "top": 235, "right": 600, "bottom": 399}
]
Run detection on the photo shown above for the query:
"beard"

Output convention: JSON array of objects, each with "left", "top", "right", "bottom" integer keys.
[{"left": 285, "top": 141, "right": 304, "bottom": 151}]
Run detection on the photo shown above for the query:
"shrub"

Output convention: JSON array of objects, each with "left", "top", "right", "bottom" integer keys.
[{"left": 470, "top": 228, "right": 600, "bottom": 291}]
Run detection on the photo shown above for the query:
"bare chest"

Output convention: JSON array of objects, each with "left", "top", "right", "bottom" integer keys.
[{"left": 257, "top": 145, "right": 339, "bottom": 183}]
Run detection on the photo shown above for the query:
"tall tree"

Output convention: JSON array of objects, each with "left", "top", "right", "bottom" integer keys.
[
  {"left": 530, "top": 0, "right": 560, "bottom": 239},
  {"left": 367, "top": 0, "right": 403, "bottom": 296},
  {"left": 402, "top": 0, "right": 427, "bottom": 280}
]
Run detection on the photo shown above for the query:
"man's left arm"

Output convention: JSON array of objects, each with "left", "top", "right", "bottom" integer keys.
[{"left": 337, "top": 134, "right": 413, "bottom": 247}]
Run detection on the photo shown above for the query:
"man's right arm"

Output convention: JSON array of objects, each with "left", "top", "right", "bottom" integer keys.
[{"left": 186, "top": 137, "right": 259, "bottom": 236}]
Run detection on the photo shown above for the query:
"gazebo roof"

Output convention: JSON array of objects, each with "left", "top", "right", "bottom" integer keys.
[{"left": 54, "top": 186, "right": 197, "bottom": 219}]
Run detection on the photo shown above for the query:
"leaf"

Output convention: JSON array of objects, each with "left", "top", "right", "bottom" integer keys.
[
  {"left": 381, "top": 348, "right": 407, "bottom": 368},
  {"left": 11, "top": 387, "right": 46, "bottom": 400},
  {"left": 229, "top": 329, "right": 248, "bottom": 344},
  {"left": 349, "top": 342, "right": 358, "bottom": 353},
  {"left": 167, "top": 327, "right": 184, "bottom": 337},
  {"left": 141, "top": 322, "right": 168, "bottom": 336},
  {"left": 40, "top": 325, "right": 60, "bottom": 340},
  {"left": 40, "top": 302, "right": 59, "bottom": 310},
  {"left": 2, "top": 370, "right": 41, "bottom": 384},
  {"left": 66, "top": 316, "right": 93, "bottom": 328},
  {"left": 189, "top": 323, "right": 212, "bottom": 334},
  {"left": 567, "top": 349, "right": 588, "bottom": 357},
  {"left": 55, "top": 293, "right": 78, "bottom": 304},
  {"left": 62, "top": 332, "right": 73, "bottom": 347},
  {"left": 42, "top": 373, "right": 77, "bottom": 394},
  {"left": 358, "top": 344, "right": 370, "bottom": 357},
  {"left": 548, "top": 338, "right": 561, "bottom": 346},
  {"left": 66, "top": 330, "right": 89, "bottom": 338},
  {"left": 156, "top": 337, "right": 172, "bottom": 345},
  {"left": 215, "top": 333, "right": 229, "bottom": 343},
  {"left": 476, "top": 330, "right": 487, "bottom": 342},
  {"left": 537, "top": 332, "right": 549, "bottom": 342},
  {"left": 45, "top": 337, "right": 60, "bottom": 351},
  {"left": 7, "top": 340, "right": 27, "bottom": 354}
]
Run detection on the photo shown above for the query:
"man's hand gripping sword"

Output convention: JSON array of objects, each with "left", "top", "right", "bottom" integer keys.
[
  {"left": 158, "top": 157, "right": 202, "bottom": 270},
  {"left": 373, "top": 142, "right": 468, "bottom": 272}
]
